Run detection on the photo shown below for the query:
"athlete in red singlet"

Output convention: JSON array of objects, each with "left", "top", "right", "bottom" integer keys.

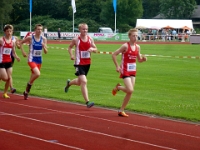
[
  {"left": 112, "top": 28, "right": 147, "bottom": 117},
  {"left": 0, "top": 24, "right": 20, "bottom": 98},
  {"left": 64, "top": 23, "right": 97, "bottom": 108}
]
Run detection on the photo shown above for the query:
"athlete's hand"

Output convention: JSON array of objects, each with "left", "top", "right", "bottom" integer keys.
[
  {"left": 44, "top": 49, "right": 48, "bottom": 54},
  {"left": 16, "top": 57, "right": 20, "bottom": 62},
  {"left": 70, "top": 55, "right": 75, "bottom": 60},
  {"left": 42, "top": 43, "right": 48, "bottom": 54},
  {"left": 87, "top": 47, "right": 95, "bottom": 53},
  {"left": 22, "top": 51, "right": 27, "bottom": 57},
  {"left": 142, "top": 55, "right": 147, "bottom": 61},
  {"left": 116, "top": 66, "right": 121, "bottom": 73}
]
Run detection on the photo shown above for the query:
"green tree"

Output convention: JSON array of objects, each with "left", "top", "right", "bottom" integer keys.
[
  {"left": 159, "top": 0, "right": 197, "bottom": 19},
  {"left": 100, "top": 0, "right": 143, "bottom": 32},
  {"left": 195, "top": 0, "right": 200, "bottom": 4},
  {"left": 11, "top": 0, "right": 70, "bottom": 24},
  {"left": 142, "top": 0, "right": 161, "bottom": 19},
  {"left": 0, "top": 0, "right": 16, "bottom": 24},
  {"left": 68, "top": 0, "right": 103, "bottom": 23}
]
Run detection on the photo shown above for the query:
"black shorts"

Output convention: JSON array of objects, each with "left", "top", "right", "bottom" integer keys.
[
  {"left": 0, "top": 62, "right": 12, "bottom": 69},
  {"left": 11, "top": 56, "right": 15, "bottom": 66},
  {"left": 74, "top": 64, "right": 90, "bottom": 76},
  {"left": 122, "top": 75, "right": 136, "bottom": 79}
]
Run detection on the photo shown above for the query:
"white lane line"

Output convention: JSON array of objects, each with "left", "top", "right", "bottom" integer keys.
[
  {"left": 1, "top": 100, "right": 199, "bottom": 139},
  {"left": 0, "top": 112, "right": 176, "bottom": 150},
  {"left": 0, "top": 128, "right": 83, "bottom": 150}
]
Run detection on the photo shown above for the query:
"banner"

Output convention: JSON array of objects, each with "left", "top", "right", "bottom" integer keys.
[
  {"left": 20, "top": 32, "right": 129, "bottom": 41},
  {"left": 30, "top": 0, "right": 32, "bottom": 12},
  {"left": 113, "top": 0, "right": 117, "bottom": 12},
  {"left": 71, "top": 0, "right": 76, "bottom": 13}
]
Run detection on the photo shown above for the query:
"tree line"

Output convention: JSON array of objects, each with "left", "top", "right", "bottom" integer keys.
[{"left": 0, "top": 0, "right": 199, "bottom": 32}]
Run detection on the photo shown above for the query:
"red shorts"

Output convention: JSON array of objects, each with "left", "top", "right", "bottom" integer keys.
[{"left": 28, "top": 62, "right": 41, "bottom": 73}]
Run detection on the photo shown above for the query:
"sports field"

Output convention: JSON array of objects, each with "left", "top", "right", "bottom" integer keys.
[{"left": 1, "top": 41, "right": 200, "bottom": 122}]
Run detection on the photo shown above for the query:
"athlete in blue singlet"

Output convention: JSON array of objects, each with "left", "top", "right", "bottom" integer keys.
[{"left": 19, "top": 24, "right": 47, "bottom": 100}]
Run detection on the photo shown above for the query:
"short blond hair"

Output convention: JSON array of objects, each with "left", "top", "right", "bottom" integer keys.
[
  {"left": 78, "top": 23, "right": 88, "bottom": 29},
  {"left": 34, "top": 24, "right": 43, "bottom": 30},
  {"left": 128, "top": 28, "right": 138, "bottom": 36}
]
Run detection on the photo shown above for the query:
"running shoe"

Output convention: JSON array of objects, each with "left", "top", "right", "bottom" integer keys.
[
  {"left": 112, "top": 83, "right": 121, "bottom": 96},
  {"left": 10, "top": 88, "right": 16, "bottom": 94},
  {"left": 86, "top": 101, "right": 94, "bottom": 108},
  {"left": 3, "top": 93, "right": 10, "bottom": 99},
  {"left": 118, "top": 111, "right": 129, "bottom": 117},
  {"left": 64, "top": 79, "right": 70, "bottom": 93},
  {"left": 23, "top": 91, "right": 28, "bottom": 100}
]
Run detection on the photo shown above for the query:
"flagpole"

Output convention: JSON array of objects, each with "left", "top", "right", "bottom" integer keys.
[
  {"left": 30, "top": 0, "right": 32, "bottom": 32},
  {"left": 73, "top": 11, "right": 74, "bottom": 33},
  {"left": 71, "top": 0, "right": 76, "bottom": 33},
  {"left": 30, "top": 12, "right": 31, "bottom": 31},
  {"left": 113, "top": 0, "right": 117, "bottom": 33},
  {"left": 114, "top": 12, "right": 116, "bottom": 33}
]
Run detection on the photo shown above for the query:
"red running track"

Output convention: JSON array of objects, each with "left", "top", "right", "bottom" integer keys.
[{"left": 0, "top": 93, "right": 200, "bottom": 150}]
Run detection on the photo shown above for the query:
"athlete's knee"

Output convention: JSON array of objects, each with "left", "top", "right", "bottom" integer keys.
[
  {"left": 1, "top": 77, "right": 8, "bottom": 81},
  {"left": 1, "top": 75, "right": 9, "bottom": 81},
  {"left": 126, "top": 88, "right": 134, "bottom": 94},
  {"left": 80, "top": 78, "right": 87, "bottom": 86},
  {"left": 33, "top": 71, "right": 40, "bottom": 77}
]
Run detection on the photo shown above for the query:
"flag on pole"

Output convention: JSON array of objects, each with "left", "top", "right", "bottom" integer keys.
[
  {"left": 113, "top": 0, "right": 117, "bottom": 13},
  {"left": 71, "top": 0, "right": 76, "bottom": 13},
  {"left": 30, "top": 0, "right": 32, "bottom": 12}
]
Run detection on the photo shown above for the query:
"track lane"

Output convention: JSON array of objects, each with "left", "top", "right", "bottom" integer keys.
[{"left": 0, "top": 94, "right": 200, "bottom": 150}]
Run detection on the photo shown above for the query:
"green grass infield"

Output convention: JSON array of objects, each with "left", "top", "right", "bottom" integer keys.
[{"left": 1, "top": 43, "right": 200, "bottom": 122}]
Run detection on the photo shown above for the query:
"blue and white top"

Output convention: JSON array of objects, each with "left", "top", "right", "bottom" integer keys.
[{"left": 28, "top": 35, "right": 43, "bottom": 64}]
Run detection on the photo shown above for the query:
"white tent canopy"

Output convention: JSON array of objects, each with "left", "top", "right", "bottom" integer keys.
[{"left": 136, "top": 19, "right": 193, "bottom": 30}]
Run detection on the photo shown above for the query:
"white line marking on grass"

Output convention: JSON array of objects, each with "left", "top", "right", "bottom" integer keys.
[
  {"left": 1, "top": 100, "right": 199, "bottom": 140},
  {"left": 46, "top": 46, "right": 200, "bottom": 59},
  {"left": 0, "top": 112, "right": 176, "bottom": 150},
  {"left": 0, "top": 128, "right": 83, "bottom": 150}
]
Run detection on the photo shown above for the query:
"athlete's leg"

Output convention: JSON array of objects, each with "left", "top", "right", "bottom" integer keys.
[
  {"left": 78, "top": 75, "right": 89, "bottom": 102},
  {"left": 69, "top": 78, "right": 80, "bottom": 86},
  {"left": 3, "top": 68, "right": 12, "bottom": 98},
  {"left": 29, "top": 67, "right": 40, "bottom": 84},
  {"left": 0, "top": 68, "right": 9, "bottom": 81},
  {"left": 119, "top": 76, "right": 135, "bottom": 111},
  {"left": 10, "top": 60, "right": 16, "bottom": 92}
]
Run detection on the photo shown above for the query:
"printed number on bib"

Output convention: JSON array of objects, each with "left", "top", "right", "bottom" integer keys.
[
  {"left": 3, "top": 48, "right": 12, "bottom": 55},
  {"left": 81, "top": 51, "right": 90, "bottom": 58},
  {"left": 33, "top": 50, "right": 42, "bottom": 57},
  {"left": 127, "top": 63, "right": 136, "bottom": 71}
]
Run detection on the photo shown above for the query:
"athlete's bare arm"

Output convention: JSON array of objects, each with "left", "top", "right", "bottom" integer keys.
[
  {"left": 112, "top": 43, "right": 128, "bottom": 72},
  {"left": 68, "top": 37, "right": 77, "bottom": 60},
  {"left": 42, "top": 37, "right": 48, "bottom": 54},
  {"left": 136, "top": 45, "right": 147, "bottom": 62},
  {"left": 87, "top": 37, "right": 97, "bottom": 53},
  {"left": 12, "top": 42, "right": 20, "bottom": 62}
]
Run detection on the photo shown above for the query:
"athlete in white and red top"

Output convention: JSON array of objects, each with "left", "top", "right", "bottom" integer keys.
[
  {"left": 65, "top": 23, "right": 97, "bottom": 108},
  {"left": 112, "top": 28, "right": 147, "bottom": 117},
  {"left": 74, "top": 35, "right": 92, "bottom": 65},
  {"left": 0, "top": 24, "right": 20, "bottom": 98}
]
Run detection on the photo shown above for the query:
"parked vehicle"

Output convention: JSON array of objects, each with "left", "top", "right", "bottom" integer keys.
[{"left": 98, "top": 27, "right": 113, "bottom": 33}]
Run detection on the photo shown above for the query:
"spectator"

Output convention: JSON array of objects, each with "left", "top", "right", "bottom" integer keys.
[
  {"left": 172, "top": 29, "right": 177, "bottom": 40},
  {"left": 58, "top": 28, "right": 61, "bottom": 41},
  {"left": 44, "top": 27, "right": 48, "bottom": 39}
]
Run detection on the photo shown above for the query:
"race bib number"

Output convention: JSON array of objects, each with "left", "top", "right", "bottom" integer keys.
[
  {"left": 81, "top": 51, "right": 90, "bottom": 58},
  {"left": 33, "top": 50, "right": 42, "bottom": 57},
  {"left": 3, "top": 48, "right": 12, "bottom": 55},
  {"left": 127, "top": 63, "right": 136, "bottom": 71}
]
